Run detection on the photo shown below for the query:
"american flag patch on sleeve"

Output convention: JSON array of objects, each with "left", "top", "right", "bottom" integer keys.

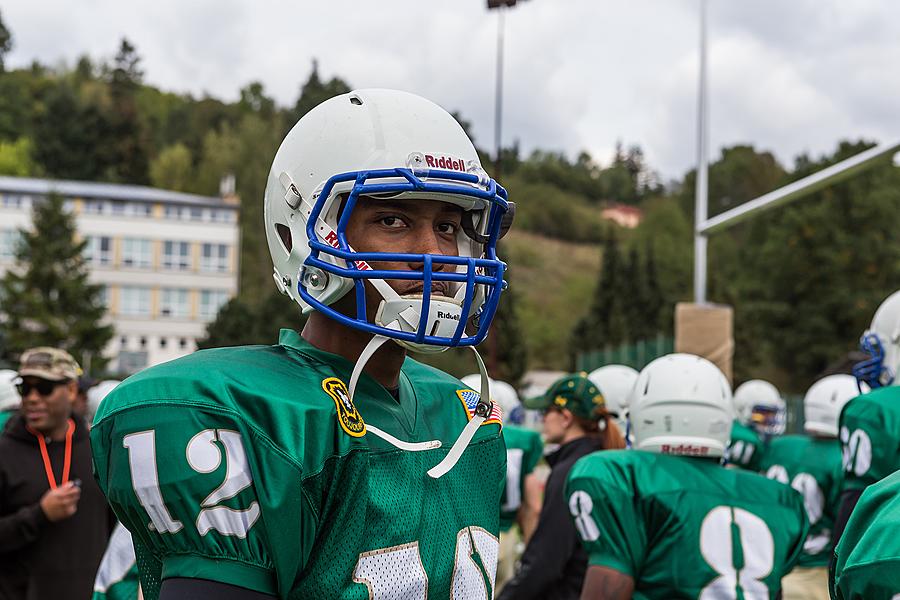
[{"left": 456, "top": 389, "right": 503, "bottom": 427}]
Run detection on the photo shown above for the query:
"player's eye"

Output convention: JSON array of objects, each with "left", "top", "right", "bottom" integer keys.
[
  {"left": 437, "top": 222, "right": 458, "bottom": 235},
  {"left": 379, "top": 216, "right": 406, "bottom": 228}
]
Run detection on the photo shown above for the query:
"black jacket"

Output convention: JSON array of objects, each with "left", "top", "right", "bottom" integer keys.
[
  {"left": 0, "top": 413, "right": 115, "bottom": 600},
  {"left": 497, "top": 436, "right": 602, "bottom": 600}
]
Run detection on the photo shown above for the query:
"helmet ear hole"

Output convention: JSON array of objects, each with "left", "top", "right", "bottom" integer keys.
[{"left": 275, "top": 223, "right": 293, "bottom": 254}]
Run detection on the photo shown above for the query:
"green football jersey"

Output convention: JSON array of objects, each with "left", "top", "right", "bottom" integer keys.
[
  {"left": 92, "top": 522, "right": 140, "bottom": 600},
  {"left": 759, "top": 435, "right": 842, "bottom": 567},
  {"left": 565, "top": 450, "right": 809, "bottom": 600},
  {"left": 499, "top": 425, "right": 543, "bottom": 531},
  {"left": 726, "top": 419, "right": 764, "bottom": 471},
  {"left": 91, "top": 329, "right": 506, "bottom": 600},
  {"left": 838, "top": 386, "right": 900, "bottom": 492},
  {"left": 831, "top": 468, "right": 900, "bottom": 599}
]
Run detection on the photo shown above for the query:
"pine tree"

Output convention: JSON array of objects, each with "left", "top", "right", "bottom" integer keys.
[
  {"left": 0, "top": 193, "right": 114, "bottom": 370},
  {"left": 106, "top": 38, "right": 149, "bottom": 183},
  {"left": 487, "top": 272, "right": 528, "bottom": 387},
  {"left": 290, "top": 59, "right": 351, "bottom": 127},
  {"left": 622, "top": 247, "right": 649, "bottom": 341},
  {"left": 571, "top": 231, "right": 628, "bottom": 357},
  {"left": 643, "top": 243, "right": 667, "bottom": 335}
]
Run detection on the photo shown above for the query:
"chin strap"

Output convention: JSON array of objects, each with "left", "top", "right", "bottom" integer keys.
[{"left": 346, "top": 332, "right": 494, "bottom": 479}]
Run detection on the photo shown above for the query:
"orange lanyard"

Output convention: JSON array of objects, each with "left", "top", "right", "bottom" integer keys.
[{"left": 26, "top": 419, "right": 75, "bottom": 489}]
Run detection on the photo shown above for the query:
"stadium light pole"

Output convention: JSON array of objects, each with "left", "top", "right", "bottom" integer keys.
[
  {"left": 487, "top": 0, "right": 524, "bottom": 177},
  {"left": 693, "top": 0, "right": 709, "bottom": 305}
]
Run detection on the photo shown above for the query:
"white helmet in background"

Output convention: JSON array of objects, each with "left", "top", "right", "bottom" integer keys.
[
  {"left": 0, "top": 370, "right": 20, "bottom": 412},
  {"left": 86, "top": 380, "right": 121, "bottom": 425},
  {"left": 734, "top": 379, "right": 785, "bottom": 435},
  {"left": 629, "top": 353, "right": 733, "bottom": 458},
  {"left": 588, "top": 364, "right": 638, "bottom": 423},
  {"left": 264, "top": 88, "right": 512, "bottom": 355},
  {"left": 854, "top": 290, "right": 900, "bottom": 390},
  {"left": 804, "top": 374, "right": 863, "bottom": 437},
  {"left": 460, "top": 374, "right": 523, "bottom": 424}
]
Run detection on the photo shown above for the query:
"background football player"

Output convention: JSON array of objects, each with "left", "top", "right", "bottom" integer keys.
[
  {"left": 587, "top": 364, "right": 638, "bottom": 444},
  {"left": 461, "top": 374, "right": 543, "bottom": 591},
  {"left": 726, "top": 378, "right": 784, "bottom": 471},
  {"left": 497, "top": 373, "right": 625, "bottom": 600},
  {"left": 834, "top": 289, "right": 900, "bottom": 543},
  {"left": 92, "top": 89, "right": 514, "bottom": 600},
  {"left": 566, "top": 354, "right": 808, "bottom": 599},
  {"left": 761, "top": 374, "right": 858, "bottom": 600}
]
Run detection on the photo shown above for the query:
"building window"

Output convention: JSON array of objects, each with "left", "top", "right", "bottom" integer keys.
[
  {"left": 212, "top": 209, "right": 235, "bottom": 223},
  {"left": 163, "top": 241, "right": 191, "bottom": 270},
  {"left": 0, "top": 229, "right": 22, "bottom": 259},
  {"left": 179, "top": 338, "right": 188, "bottom": 350},
  {"left": 83, "top": 236, "right": 112, "bottom": 266},
  {"left": 84, "top": 199, "right": 107, "bottom": 214},
  {"left": 97, "top": 285, "right": 110, "bottom": 308},
  {"left": 139, "top": 337, "right": 147, "bottom": 348},
  {"left": 160, "top": 288, "right": 190, "bottom": 318},
  {"left": 119, "top": 335, "right": 128, "bottom": 347},
  {"left": 199, "top": 289, "right": 230, "bottom": 319},
  {"left": 200, "top": 243, "right": 229, "bottom": 272},
  {"left": 119, "top": 286, "right": 152, "bottom": 317},
  {"left": 1, "top": 194, "right": 31, "bottom": 209},
  {"left": 160, "top": 337, "right": 168, "bottom": 349},
  {"left": 121, "top": 238, "right": 152, "bottom": 268}
]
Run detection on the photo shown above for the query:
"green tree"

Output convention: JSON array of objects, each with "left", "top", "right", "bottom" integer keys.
[
  {"left": 197, "top": 292, "right": 305, "bottom": 349},
  {"left": 622, "top": 247, "right": 651, "bottom": 341},
  {"left": 239, "top": 81, "right": 276, "bottom": 120},
  {"left": 571, "top": 232, "right": 629, "bottom": 359},
  {"left": 105, "top": 38, "right": 149, "bottom": 183},
  {"left": 149, "top": 143, "right": 193, "bottom": 191},
  {"left": 0, "top": 137, "right": 37, "bottom": 176},
  {"left": 485, "top": 271, "right": 528, "bottom": 387},
  {"left": 0, "top": 193, "right": 113, "bottom": 369},
  {"left": 0, "top": 9, "right": 11, "bottom": 72},
  {"left": 290, "top": 59, "right": 351, "bottom": 127}
]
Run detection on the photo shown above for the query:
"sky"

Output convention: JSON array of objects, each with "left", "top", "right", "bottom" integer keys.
[{"left": 3, "top": 0, "right": 898, "bottom": 180}]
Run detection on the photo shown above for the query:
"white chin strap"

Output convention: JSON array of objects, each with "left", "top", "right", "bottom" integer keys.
[{"left": 348, "top": 332, "right": 494, "bottom": 479}]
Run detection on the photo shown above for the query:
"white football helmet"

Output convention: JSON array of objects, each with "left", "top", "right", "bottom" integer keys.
[
  {"left": 587, "top": 364, "right": 638, "bottom": 425},
  {"left": 0, "top": 369, "right": 20, "bottom": 412},
  {"left": 86, "top": 380, "right": 121, "bottom": 425},
  {"left": 264, "top": 88, "right": 512, "bottom": 355},
  {"left": 629, "top": 354, "right": 733, "bottom": 458},
  {"left": 804, "top": 374, "right": 862, "bottom": 438},
  {"left": 733, "top": 379, "right": 785, "bottom": 435},
  {"left": 460, "top": 374, "right": 523, "bottom": 424},
  {"left": 854, "top": 290, "right": 900, "bottom": 390}
]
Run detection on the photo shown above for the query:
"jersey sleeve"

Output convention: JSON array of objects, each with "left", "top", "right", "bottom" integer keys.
[
  {"left": 839, "top": 399, "right": 899, "bottom": 491},
  {"left": 91, "top": 399, "right": 314, "bottom": 599},
  {"left": 565, "top": 465, "right": 645, "bottom": 577}
]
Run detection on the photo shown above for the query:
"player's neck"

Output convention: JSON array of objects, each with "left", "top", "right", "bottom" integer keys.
[{"left": 302, "top": 312, "right": 406, "bottom": 390}]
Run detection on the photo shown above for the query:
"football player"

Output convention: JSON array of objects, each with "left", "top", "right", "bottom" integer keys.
[
  {"left": 761, "top": 374, "right": 858, "bottom": 600},
  {"left": 91, "top": 90, "right": 514, "bottom": 600},
  {"left": 587, "top": 364, "right": 638, "bottom": 441},
  {"left": 461, "top": 374, "right": 543, "bottom": 590},
  {"left": 726, "top": 379, "right": 784, "bottom": 471},
  {"left": 566, "top": 354, "right": 809, "bottom": 599},
  {"left": 831, "top": 468, "right": 900, "bottom": 599},
  {"left": 834, "top": 289, "right": 900, "bottom": 542}
]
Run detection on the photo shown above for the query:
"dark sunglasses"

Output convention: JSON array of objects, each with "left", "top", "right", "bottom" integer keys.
[{"left": 16, "top": 379, "right": 66, "bottom": 397}]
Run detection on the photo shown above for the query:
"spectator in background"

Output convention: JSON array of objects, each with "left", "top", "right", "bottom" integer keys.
[
  {"left": 0, "top": 371, "right": 19, "bottom": 431},
  {"left": 0, "top": 347, "right": 114, "bottom": 599},
  {"left": 73, "top": 375, "right": 97, "bottom": 420},
  {"left": 497, "top": 373, "right": 626, "bottom": 600}
]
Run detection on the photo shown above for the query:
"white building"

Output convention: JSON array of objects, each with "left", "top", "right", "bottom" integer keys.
[{"left": 0, "top": 176, "right": 240, "bottom": 374}]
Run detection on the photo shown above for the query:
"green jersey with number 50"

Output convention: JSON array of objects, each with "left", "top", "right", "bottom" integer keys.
[
  {"left": 838, "top": 386, "right": 900, "bottom": 492},
  {"left": 565, "top": 450, "right": 808, "bottom": 600},
  {"left": 726, "top": 419, "right": 764, "bottom": 471},
  {"left": 91, "top": 329, "right": 506, "bottom": 600},
  {"left": 499, "top": 426, "right": 543, "bottom": 531},
  {"left": 759, "top": 435, "right": 842, "bottom": 567}
]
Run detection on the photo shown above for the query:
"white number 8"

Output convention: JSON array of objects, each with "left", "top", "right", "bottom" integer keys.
[{"left": 699, "top": 506, "right": 774, "bottom": 600}]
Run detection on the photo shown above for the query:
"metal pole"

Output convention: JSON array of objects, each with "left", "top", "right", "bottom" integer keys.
[
  {"left": 693, "top": 0, "right": 709, "bottom": 304},
  {"left": 494, "top": 6, "right": 505, "bottom": 175}
]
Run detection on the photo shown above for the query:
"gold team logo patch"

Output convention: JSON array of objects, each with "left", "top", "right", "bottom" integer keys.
[{"left": 322, "top": 377, "right": 366, "bottom": 437}]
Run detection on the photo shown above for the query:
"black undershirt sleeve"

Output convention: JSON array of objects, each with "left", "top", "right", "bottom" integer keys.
[
  {"left": 159, "top": 578, "right": 277, "bottom": 600},
  {"left": 832, "top": 488, "right": 864, "bottom": 546}
]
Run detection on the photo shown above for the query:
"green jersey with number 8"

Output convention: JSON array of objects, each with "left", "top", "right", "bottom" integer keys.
[
  {"left": 91, "top": 329, "right": 506, "bottom": 600},
  {"left": 759, "top": 435, "right": 842, "bottom": 567},
  {"left": 838, "top": 386, "right": 900, "bottom": 492},
  {"left": 565, "top": 450, "right": 808, "bottom": 600}
]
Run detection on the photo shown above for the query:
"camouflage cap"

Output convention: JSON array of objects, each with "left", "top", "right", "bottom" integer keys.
[
  {"left": 18, "top": 347, "right": 82, "bottom": 381},
  {"left": 524, "top": 372, "right": 605, "bottom": 420}
]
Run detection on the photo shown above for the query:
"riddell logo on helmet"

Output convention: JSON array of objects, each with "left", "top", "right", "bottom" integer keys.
[
  {"left": 661, "top": 444, "right": 710, "bottom": 456},
  {"left": 323, "top": 230, "right": 371, "bottom": 271},
  {"left": 425, "top": 154, "right": 467, "bottom": 172},
  {"left": 437, "top": 311, "right": 460, "bottom": 321}
]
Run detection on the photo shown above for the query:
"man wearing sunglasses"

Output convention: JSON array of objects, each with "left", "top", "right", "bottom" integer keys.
[{"left": 0, "top": 347, "right": 115, "bottom": 599}]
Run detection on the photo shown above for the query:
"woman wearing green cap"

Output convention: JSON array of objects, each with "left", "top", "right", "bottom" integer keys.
[{"left": 497, "top": 373, "right": 625, "bottom": 600}]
